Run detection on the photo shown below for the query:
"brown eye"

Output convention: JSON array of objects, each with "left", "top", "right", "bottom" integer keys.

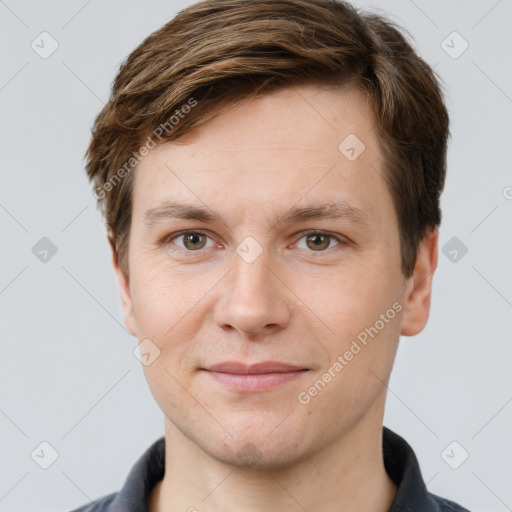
[
  {"left": 170, "top": 231, "right": 214, "bottom": 251},
  {"left": 296, "top": 232, "right": 341, "bottom": 252},
  {"left": 306, "top": 233, "right": 331, "bottom": 251},
  {"left": 182, "top": 233, "right": 207, "bottom": 250}
]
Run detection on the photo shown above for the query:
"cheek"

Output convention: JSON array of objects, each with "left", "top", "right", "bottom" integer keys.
[
  {"left": 141, "top": 356, "right": 202, "bottom": 435},
  {"left": 129, "top": 262, "right": 218, "bottom": 375},
  {"left": 293, "top": 257, "right": 403, "bottom": 393},
  {"left": 297, "top": 311, "right": 400, "bottom": 432},
  {"left": 296, "top": 257, "right": 400, "bottom": 335},
  {"left": 130, "top": 259, "right": 197, "bottom": 335},
  {"left": 131, "top": 274, "right": 169, "bottom": 338}
]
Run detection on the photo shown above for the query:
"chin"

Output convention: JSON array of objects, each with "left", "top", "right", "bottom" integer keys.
[
  {"left": 213, "top": 440, "right": 307, "bottom": 471},
  {"left": 196, "top": 420, "right": 311, "bottom": 471}
]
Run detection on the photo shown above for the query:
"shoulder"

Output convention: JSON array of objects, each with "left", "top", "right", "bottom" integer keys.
[
  {"left": 428, "top": 492, "right": 472, "bottom": 511},
  {"left": 66, "top": 436, "right": 165, "bottom": 512},
  {"left": 68, "top": 492, "right": 117, "bottom": 512}
]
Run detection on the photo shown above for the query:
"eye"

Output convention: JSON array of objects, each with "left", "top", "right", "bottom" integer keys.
[
  {"left": 295, "top": 232, "right": 341, "bottom": 252},
  {"left": 169, "top": 231, "right": 215, "bottom": 251}
]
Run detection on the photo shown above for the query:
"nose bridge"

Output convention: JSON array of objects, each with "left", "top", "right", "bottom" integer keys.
[
  {"left": 232, "top": 248, "right": 272, "bottom": 299},
  {"left": 213, "top": 243, "right": 291, "bottom": 336}
]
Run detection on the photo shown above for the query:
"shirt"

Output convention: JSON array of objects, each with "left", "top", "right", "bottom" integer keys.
[{"left": 69, "top": 427, "right": 471, "bottom": 512}]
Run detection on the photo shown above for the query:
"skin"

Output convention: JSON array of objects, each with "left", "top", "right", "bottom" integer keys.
[{"left": 109, "top": 84, "right": 438, "bottom": 512}]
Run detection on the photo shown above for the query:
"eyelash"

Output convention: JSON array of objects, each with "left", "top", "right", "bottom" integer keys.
[{"left": 165, "top": 230, "right": 346, "bottom": 255}]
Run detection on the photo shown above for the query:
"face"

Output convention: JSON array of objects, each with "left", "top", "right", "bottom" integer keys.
[{"left": 112, "top": 84, "right": 436, "bottom": 469}]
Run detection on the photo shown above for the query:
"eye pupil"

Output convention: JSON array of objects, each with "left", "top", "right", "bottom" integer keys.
[
  {"left": 176, "top": 232, "right": 337, "bottom": 253},
  {"left": 184, "top": 233, "right": 206, "bottom": 250},
  {"left": 306, "top": 234, "right": 330, "bottom": 251}
]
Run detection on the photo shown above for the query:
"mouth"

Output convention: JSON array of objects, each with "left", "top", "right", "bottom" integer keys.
[{"left": 200, "top": 361, "right": 310, "bottom": 392}]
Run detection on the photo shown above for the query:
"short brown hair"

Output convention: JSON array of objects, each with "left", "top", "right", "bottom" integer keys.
[{"left": 85, "top": 0, "right": 449, "bottom": 279}]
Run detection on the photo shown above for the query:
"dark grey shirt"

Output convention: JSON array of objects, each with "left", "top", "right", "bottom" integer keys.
[{"left": 69, "top": 427, "right": 470, "bottom": 512}]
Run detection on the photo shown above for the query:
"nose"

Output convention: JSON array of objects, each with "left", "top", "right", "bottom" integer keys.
[{"left": 213, "top": 250, "right": 292, "bottom": 338}]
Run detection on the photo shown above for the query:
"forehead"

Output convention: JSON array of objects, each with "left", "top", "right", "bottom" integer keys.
[
  {"left": 131, "top": 84, "right": 392, "bottom": 227},
  {"left": 165, "top": 84, "right": 377, "bottom": 157}
]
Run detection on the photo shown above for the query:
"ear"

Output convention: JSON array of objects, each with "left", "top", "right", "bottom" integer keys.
[
  {"left": 400, "top": 228, "right": 439, "bottom": 337},
  {"left": 108, "top": 231, "right": 137, "bottom": 337}
]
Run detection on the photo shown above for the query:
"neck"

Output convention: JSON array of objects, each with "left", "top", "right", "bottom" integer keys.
[{"left": 149, "top": 406, "right": 397, "bottom": 512}]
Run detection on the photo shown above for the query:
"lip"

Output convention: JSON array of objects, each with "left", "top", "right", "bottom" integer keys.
[
  {"left": 201, "top": 361, "right": 309, "bottom": 392},
  {"left": 205, "top": 361, "right": 307, "bottom": 374}
]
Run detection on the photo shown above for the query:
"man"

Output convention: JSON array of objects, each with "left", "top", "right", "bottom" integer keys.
[{"left": 72, "top": 0, "right": 471, "bottom": 510}]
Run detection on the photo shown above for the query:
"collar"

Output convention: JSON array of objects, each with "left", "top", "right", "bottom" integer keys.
[{"left": 100, "top": 427, "right": 467, "bottom": 512}]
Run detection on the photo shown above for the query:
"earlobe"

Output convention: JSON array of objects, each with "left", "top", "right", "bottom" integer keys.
[
  {"left": 108, "top": 231, "right": 137, "bottom": 337},
  {"left": 400, "top": 228, "right": 439, "bottom": 337}
]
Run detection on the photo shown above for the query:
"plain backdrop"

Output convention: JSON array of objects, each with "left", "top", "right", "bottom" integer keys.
[{"left": 0, "top": 1, "right": 511, "bottom": 511}]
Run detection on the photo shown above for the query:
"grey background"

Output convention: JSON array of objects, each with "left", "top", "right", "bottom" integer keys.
[{"left": 1, "top": 0, "right": 511, "bottom": 510}]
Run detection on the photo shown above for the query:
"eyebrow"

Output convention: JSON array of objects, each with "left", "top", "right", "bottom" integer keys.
[
  {"left": 142, "top": 199, "right": 371, "bottom": 229},
  {"left": 143, "top": 201, "right": 223, "bottom": 227}
]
